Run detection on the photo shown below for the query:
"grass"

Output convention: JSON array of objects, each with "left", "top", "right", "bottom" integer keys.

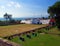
[
  {"left": 11, "top": 34, "right": 60, "bottom": 46},
  {"left": 48, "top": 27, "right": 60, "bottom": 34},
  {"left": 10, "top": 27, "right": 60, "bottom": 46},
  {"left": 0, "top": 24, "right": 60, "bottom": 46},
  {"left": 0, "top": 24, "right": 47, "bottom": 37}
]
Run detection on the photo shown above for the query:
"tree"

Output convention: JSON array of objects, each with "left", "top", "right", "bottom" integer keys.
[
  {"left": 8, "top": 15, "right": 12, "bottom": 21},
  {"left": 47, "top": 1, "right": 60, "bottom": 29},
  {"left": 4, "top": 13, "right": 13, "bottom": 25},
  {"left": 4, "top": 13, "right": 12, "bottom": 21},
  {"left": 4, "top": 13, "right": 9, "bottom": 21}
]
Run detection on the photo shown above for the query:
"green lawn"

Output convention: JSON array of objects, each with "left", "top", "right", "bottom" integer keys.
[{"left": 10, "top": 27, "right": 60, "bottom": 46}]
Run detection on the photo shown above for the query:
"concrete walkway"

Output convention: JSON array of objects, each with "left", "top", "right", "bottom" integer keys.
[{"left": 0, "top": 38, "right": 21, "bottom": 46}]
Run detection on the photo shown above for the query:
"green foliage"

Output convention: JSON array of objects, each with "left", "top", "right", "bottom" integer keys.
[
  {"left": 47, "top": 1, "right": 60, "bottom": 29},
  {"left": 48, "top": 1, "right": 60, "bottom": 15}
]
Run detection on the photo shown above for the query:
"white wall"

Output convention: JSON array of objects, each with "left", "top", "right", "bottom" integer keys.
[
  {"left": 40, "top": 19, "right": 50, "bottom": 24},
  {"left": 21, "top": 20, "right": 32, "bottom": 24}
]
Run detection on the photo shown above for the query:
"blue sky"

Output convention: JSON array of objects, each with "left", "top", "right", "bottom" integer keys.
[{"left": 0, "top": 0, "right": 58, "bottom": 18}]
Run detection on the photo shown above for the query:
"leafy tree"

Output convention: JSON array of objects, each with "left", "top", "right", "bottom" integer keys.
[{"left": 47, "top": 1, "right": 60, "bottom": 29}]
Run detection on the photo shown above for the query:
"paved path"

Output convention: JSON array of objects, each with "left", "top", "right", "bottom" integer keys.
[{"left": 0, "top": 38, "right": 21, "bottom": 46}]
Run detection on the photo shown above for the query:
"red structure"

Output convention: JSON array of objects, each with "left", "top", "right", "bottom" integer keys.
[{"left": 49, "top": 18, "right": 55, "bottom": 26}]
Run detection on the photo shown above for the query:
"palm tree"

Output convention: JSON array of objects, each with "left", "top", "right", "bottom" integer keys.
[
  {"left": 4, "top": 13, "right": 9, "bottom": 21},
  {"left": 4, "top": 13, "right": 12, "bottom": 21}
]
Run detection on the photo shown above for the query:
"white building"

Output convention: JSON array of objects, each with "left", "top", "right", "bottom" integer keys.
[
  {"left": 20, "top": 20, "right": 32, "bottom": 24},
  {"left": 40, "top": 19, "right": 50, "bottom": 24},
  {"left": 32, "top": 18, "right": 42, "bottom": 24},
  {"left": 20, "top": 19, "right": 50, "bottom": 24}
]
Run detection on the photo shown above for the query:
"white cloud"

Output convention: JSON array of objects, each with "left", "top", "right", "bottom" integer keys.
[
  {"left": 7, "top": 1, "right": 21, "bottom": 8},
  {"left": 7, "top": 4, "right": 12, "bottom": 7},
  {"left": 15, "top": 3, "right": 21, "bottom": 8},
  {"left": 7, "top": 1, "right": 14, "bottom": 7},
  {"left": 0, "top": 5, "right": 5, "bottom": 9},
  {"left": 10, "top": 1, "right": 15, "bottom": 5}
]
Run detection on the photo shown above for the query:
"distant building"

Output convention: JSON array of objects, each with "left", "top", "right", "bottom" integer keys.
[
  {"left": 20, "top": 18, "right": 50, "bottom": 24},
  {"left": 20, "top": 20, "right": 32, "bottom": 24},
  {"left": 32, "top": 18, "right": 42, "bottom": 24},
  {"left": 40, "top": 19, "right": 50, "bottom": 24}
]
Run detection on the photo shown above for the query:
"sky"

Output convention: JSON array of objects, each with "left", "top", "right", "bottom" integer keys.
[{"left": 0, "top": 0, "right": 58, "bottom": 18}]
